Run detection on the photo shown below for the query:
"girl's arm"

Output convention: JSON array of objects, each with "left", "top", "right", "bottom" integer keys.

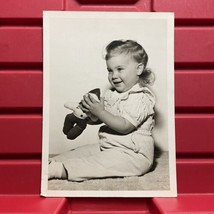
[{"left": 81, "top": 94, "right": 135, "bottom": 134}]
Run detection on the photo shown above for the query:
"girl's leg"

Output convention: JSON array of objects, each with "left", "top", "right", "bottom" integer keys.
[
  {"left": 50, "top": 143, "right": 100, "bottom": 162},
  {"left": 48, "top": 143, "right": 100, "bottom": 180},
  {"left": 62, "top": 149, "right": 151, "bottom": 182}
]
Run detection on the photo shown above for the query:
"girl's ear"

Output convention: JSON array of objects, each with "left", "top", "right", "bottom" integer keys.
[{"left": 137, "top": 63, "right": 144, "bottom": 75}]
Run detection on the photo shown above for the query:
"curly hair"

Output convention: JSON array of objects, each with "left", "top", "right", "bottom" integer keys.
[{"left": 105, "top": 40, "right": 155, "bottom": 85}]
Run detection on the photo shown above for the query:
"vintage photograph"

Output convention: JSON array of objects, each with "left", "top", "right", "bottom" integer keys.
[{"left": 41, "top": 11, "right": 176, "bottom": 197}]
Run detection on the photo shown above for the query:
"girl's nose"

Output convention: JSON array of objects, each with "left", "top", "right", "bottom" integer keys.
[{"left": 112, "top": 71, "right": 119, "bottom": 79}]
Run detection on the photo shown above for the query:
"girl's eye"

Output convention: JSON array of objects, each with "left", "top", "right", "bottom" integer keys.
[
  {"left": 117, "top": 67, "right": 124, "bottom": 72},
  {"left": 107, "top": 69, "right": 112, "bottom": 73}
]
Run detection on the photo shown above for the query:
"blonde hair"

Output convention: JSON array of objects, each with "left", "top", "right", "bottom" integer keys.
[{"left": 105, "top": 40, "right": 155, "bottom": 85}]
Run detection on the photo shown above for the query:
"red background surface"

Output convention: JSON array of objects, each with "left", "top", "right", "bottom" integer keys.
[{"left": 0, "top": 0, "right": 214, "bottom": 213}]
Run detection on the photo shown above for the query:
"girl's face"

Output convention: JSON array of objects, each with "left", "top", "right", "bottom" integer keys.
[{"left": 106, "top": 54, "right": 143, "bottom": 93}]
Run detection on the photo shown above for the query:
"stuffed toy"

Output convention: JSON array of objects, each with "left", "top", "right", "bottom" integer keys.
[{"left": 63, "top": 88, "right": 100, "bottom": 140}]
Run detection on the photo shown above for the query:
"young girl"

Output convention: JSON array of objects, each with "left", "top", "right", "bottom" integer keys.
[{"left": 49, "top": 40, "right": 156, "bottom": 182}]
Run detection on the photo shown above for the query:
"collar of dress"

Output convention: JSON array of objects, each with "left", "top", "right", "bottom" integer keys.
[{"left": 113, "top": 84, "right": 155, "bottom": 103}]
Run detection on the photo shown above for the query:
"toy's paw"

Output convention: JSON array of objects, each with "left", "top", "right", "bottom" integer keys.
[
  {"left": 73, "top": 106, "right": 87, "bottom": 119},
  {"left": 64, "top": 102, "right": 78, "bottom": 111}
]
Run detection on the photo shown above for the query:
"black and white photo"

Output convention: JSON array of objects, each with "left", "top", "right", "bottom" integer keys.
[{"left": 41, "top": 11, "right": 176, "bottom": 197}]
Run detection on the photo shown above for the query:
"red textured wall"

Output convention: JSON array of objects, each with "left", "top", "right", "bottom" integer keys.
[{"left": 0, "top": 0, "right": 214, "bottom": 212}]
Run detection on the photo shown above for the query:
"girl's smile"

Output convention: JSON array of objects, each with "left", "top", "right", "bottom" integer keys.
[{"left": 106, "top": 54, "right": 143, "bottom": 93}]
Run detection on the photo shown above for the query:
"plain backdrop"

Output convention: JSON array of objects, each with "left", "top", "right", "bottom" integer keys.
[{"left": 43, "top": 12, "right": 174, "bottom": 154}]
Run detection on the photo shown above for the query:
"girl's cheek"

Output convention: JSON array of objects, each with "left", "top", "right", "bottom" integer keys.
[{"left": 108, "top": 74, "right": 112, "bottom": 81}]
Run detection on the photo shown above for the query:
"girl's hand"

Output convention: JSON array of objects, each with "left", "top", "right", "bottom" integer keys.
[
  {"left": 81, "top": 93, "right": 135, "bottom": 134},
  {"left": 81, "top": 94, "right": 104, "bottom": 117}
]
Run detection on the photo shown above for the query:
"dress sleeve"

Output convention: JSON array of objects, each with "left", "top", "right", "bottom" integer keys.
[{"left": 120, "top": 92, "right": 155, "bottom": 127}]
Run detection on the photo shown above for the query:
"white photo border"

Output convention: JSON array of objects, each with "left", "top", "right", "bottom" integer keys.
[{"left": 41, "top": 11, "right": 176, "bottom": 197}]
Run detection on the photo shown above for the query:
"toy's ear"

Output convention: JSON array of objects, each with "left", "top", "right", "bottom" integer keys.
[
  {"left": 88, "top": 88, "right": 101, "bottom": 99},
  {"left": 64, "top": 102, "right": 78, "bottom": 111}
]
